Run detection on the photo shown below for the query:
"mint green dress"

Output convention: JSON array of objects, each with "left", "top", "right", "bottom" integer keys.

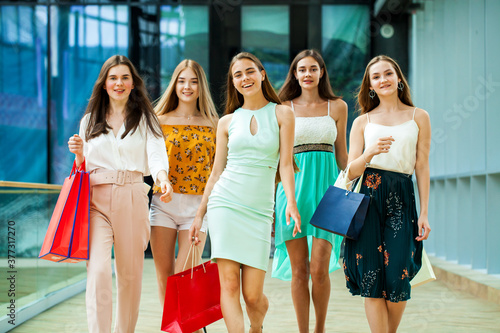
[
  {"left": 272, "top": 101, "right": 343, "bottom": 281},
  {"left": 207, "top": 102, "right": 280, "bottom": 271}
]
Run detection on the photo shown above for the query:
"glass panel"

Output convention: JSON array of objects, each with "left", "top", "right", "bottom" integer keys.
[
  {"left": 0, "top": 184, "right": 86, "bottom": 311},
  {"left": 159, "top": 5, "right": 209, "bottom": 90},
  {"left": 0, "top": 6, "right": 48, "bottom": 183},
  {"left": 50, "top": 5, "right": 128, "bottom": 184},
  {"left": 322, "top": 5, "right": 370, "bottom": 138},
  {"left": 241, "top": 5, "right": 290, "bottom": 89}
]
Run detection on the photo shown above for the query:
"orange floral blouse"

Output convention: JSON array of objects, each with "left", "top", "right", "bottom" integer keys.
[{"left": 154, "top": 125, "right": 216, "bottom": 195}]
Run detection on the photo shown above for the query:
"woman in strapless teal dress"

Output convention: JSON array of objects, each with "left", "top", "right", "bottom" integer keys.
[
  {"left": 189, "top": 52, "right": 301, "bottom": 333},
  {"left": 272, "top": 49, "right": 348, "bottom": 333}
]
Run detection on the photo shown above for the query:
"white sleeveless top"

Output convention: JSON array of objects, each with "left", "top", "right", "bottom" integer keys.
[
  {"left": 292, "top": 100, "right": 337, "bottom": 147},
  {"left": 364, "top": 108, "right": 419, "bottom": 175}
]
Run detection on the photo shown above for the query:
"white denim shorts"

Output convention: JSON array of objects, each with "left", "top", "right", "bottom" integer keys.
[{"left": 149, "top": 192, "right": 207, "bottom": 232}]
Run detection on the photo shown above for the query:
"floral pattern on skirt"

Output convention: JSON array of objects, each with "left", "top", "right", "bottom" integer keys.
[{"left": 343, "top": 168, "right": 423, "bottom": 303}]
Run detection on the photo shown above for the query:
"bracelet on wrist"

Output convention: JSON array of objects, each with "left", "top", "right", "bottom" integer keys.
[{"left": 362, "top": 154, "right": 370, "bottom": 167}]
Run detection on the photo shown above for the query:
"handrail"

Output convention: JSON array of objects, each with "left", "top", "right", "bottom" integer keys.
[{"left": 0, "top": 181, "right": 62, "bottom": 190}]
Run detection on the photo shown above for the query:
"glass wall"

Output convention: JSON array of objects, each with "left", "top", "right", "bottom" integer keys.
[
  {"left": 0, "top": 6, "right": 48, "bottom": 183},
  {"left": 50, "top": 5, "right": 129, "bottom": 184},
  {"left": 160, "top": 6, "right": 209, "bottom": 90},
  {"left": 241, "top": 5, "right": 289, "bottom": 89},
  {"left": 322, "top": 5, "right": 370, "bottom": 136}
]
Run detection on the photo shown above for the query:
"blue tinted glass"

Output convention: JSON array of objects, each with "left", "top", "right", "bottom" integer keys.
[
  {"left": 50, "top": 5, "right": 128, "bottom": 184},
  {"left": 241, "top": 6, "right": 289, "bottom": 89},
  {"left": 322, "top": 5, "right": 370, "bottom": 136},
  {"left": 160, "top": 6, "right": 209, "bottom": 90},
  {"left": 0, "top": 6, "right": 48, "bottom": 183}
]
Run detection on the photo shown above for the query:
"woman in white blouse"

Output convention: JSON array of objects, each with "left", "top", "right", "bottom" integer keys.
[{"left": 68, "top": 55, "right": 172, "bottom": 333}]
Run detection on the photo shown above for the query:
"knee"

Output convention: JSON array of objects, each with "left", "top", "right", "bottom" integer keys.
[
  {"left": 242, "top": 290, "right": 262, "bottom": 308},
  {"left": 291, "top": 261, "right": 309, "bottom": 283},
  {"left": 220, "top": 275, "right": 240, "bottom": 297},
  {"left": 310, "top": 263, "right": 329, "bottom": 285}
]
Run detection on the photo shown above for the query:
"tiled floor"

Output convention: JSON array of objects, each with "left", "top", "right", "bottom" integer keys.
[{"left": 10, "top": 259, "right": 500, "bottom": 333}]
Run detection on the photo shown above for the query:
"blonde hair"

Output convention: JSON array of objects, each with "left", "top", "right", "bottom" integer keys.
[
  {"left": 224, "top": 52, "right": 281, "bottom": 115},
  {"left": 356, "top": 55, "right": 413, "bottom": 114},
  {"left": 154, "top": 59, "right": 219, "bottom": 128}
]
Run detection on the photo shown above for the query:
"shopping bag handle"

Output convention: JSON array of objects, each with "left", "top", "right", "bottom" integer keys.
[
  {"left": 70, "top": 159, "right": 86, "bottom": 176},
  {"left": 182, "top": 243, "right": 206, "bottom": 279}
]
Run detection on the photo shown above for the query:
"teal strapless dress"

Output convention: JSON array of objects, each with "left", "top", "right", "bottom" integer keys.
[{"left": 207, "top": 102, "right": 280, "bottom": 271}]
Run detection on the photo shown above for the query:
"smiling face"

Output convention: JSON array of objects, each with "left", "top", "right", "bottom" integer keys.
[
  {"left": 295, "top": 56, "right": 323, "bottom": 90},
  {"left": 176, "top": 67, "right": 199, "bottom": 104},
  {"left": 231, "top": 58, "right": 265, "bottom": 97},
  {"left": 104, "top": 64, "right": 134, "bottom": 102},
  {"left": 368, "top": 60, "right": 401, "bottom": 97}
]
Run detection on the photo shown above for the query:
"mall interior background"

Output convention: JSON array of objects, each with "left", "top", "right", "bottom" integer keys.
[{"left": 0, "top": 0, "right": 499, "bottom": 328}]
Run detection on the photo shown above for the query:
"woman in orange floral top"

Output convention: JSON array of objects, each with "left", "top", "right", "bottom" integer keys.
[{"left": 149, "top": 60, "right": 218, "bottom": 326}]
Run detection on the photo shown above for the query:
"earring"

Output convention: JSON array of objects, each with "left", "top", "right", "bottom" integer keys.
[
  {"left": 398, "top": 81, "right": 404, "bottom": 91},
  {"left": 369, "top": 90, "right": 376, "bottom": 99}
]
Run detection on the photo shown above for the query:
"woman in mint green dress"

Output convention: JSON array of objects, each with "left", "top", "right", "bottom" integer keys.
[
  {"left": 272, "top": 49, "right": 348, "bottom": 333},
  {"left": 189, "top": 52, "right": 301, "bottom": 333}
]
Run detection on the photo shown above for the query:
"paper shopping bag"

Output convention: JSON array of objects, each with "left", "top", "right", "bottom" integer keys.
[
  {"left": 39, "top": 160, "right": 90, "bottom": 263},
  {"left": 161, "top": 261, "right": 223, "bottom": 332},
  {"left": 411, "top": 248, "right": 436, "bottom": 287}
]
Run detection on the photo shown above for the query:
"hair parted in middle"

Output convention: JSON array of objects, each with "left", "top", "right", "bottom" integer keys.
[
  {"left": 279, "top": 49, "right": 341, "bottom": 103},
  {"left": 356, "top": 55, "right": 413, "bottom": 114},
  {"left": 224, "top": 52, "right": 281, "bottom": 115},
  {"left": 154, "top": 59, "right": 219, "bottom": 129},
  {"left": 83, "top": 54, "right": 162, "bottom": 141}
]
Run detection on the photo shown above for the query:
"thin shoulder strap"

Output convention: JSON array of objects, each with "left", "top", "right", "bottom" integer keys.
[
  {"left": 290, "top": 100, "right": 295, "bottom": 111},
  {"left": 366, "top": 112, "right": 370, "bottom": 123},
  {"left": 327, "top": 100, "right": 330, "bottom": 116},
  {"left": 412, "top": 107, "right": 417, "bottom": 120}
]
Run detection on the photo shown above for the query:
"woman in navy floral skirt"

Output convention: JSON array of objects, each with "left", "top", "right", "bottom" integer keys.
[{"left": 343, "top": 55, "right": 431, "bottom": 333}]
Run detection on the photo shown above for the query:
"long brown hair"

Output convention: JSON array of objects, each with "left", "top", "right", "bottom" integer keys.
[
  {"left": 356, "top": 55, "right": 413, "bottom": 114},
  {"left": 154, "top": 59, "right": 219, "bottom": 129},
  {"left": 84, "top": 55, "right": 162, "bottom": 140},
  {"left": 223, "top": 52, "right": 281, "bottom": 115},
  {"left": 279, "top": 49, "right": 341, "bottom": 102}
]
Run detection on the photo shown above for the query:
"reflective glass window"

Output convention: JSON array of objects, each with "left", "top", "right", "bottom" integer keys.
[
  {"left": 322, "top": 5, "right": 370, "bottom": 133},
  {"left": 159, "top": 6, "right": 209, "bottom": 90},
  {"left": 0, "top": 6, "right": 48, "bottom": 183},
  {"left": 242, "top": 5, "right": 290, "bottom": 89},
  {"left": 50, "top": 5, "right": 128, "bottom": 183}
]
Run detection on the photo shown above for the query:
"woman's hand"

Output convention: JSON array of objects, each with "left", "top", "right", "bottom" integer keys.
[
  {"left": 415, "top": 215, "right": 431, "bottom": 241},
  {"left": 286, "top": 201, "right": 302, "bottom": 237},
  {"left": 364, "top": 136, "right": 395, "bottom": 160},
  {"left": 189, "top": 217, "right": 204, "bottom": 246},
  {"left": 159, "top": 180, "right": 173, "bottom": 203},
  {"left": 68, "top": 134, "right": 85, "bottom": 167}
]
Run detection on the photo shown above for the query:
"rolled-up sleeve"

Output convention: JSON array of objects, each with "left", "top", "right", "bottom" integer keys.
[{"left": 146, "top": 125, "right": 169, "bottom": 185}]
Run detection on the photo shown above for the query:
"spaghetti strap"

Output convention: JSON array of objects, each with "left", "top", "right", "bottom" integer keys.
[
  {"left": 366, "top": 112, "right": 370, "bottom": 123},
  {"left": 412, "top": 107, "right": 417, "bottom": 120},
  {"left": 327, "top": 100, "right": 330, "bottom": 116},
  {"left": 290, "top": 100, "right": 295, "bottom": 111}
]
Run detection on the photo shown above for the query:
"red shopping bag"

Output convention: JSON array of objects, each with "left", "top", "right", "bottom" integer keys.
[
  {"left": 161, "top": 258, "right": 223, "bottom": 332},
  {"left": 39, "top": 160, "right": 90, "bottom": 263}
]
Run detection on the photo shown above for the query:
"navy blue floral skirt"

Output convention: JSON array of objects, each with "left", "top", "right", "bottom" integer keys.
[{"left": 343, "top": 168, "right": 423, "bottom": 302}]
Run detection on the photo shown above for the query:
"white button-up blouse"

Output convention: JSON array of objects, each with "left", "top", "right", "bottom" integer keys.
[{"left": 79, "top": 113, "right": 169, "bottom": 184}]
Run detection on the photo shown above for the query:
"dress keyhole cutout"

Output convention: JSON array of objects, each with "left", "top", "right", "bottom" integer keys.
[{"left": 250, "top": 115, "right": 259, "bottom": 136}]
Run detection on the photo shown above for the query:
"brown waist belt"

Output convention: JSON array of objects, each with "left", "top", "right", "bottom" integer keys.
[{"left": 293, "top": 143, "right": 334, "bottom": 154}]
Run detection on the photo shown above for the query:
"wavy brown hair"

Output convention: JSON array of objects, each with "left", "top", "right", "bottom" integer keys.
[
  {"left": 83, "top": 55, "right": 162, "bottom": 140},
  {"left": 356, "top": 55, "right": 413, "bottom": 114},
  {"left": 279, "top": 49, "right": 341, "bottom": 102},
  {"left": 154, "top": 59, "right": 219, "bottom": 129},
  {"left": 223, "top": 52, "right": 281, "bottom": 115},
  {"left": 223, "top": 52, "right": 298, "bottom": 182}
]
